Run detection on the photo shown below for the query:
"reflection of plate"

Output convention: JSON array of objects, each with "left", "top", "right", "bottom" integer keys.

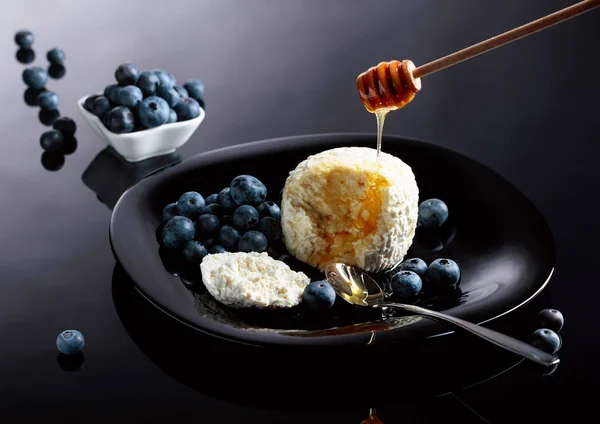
[{"left": 110, "top": 134, "right": 555, "bottom": 347}]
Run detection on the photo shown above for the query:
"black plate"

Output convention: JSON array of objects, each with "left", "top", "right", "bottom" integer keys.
[{"left": 109, "top": 134, "right": 555, "bottom": 347}]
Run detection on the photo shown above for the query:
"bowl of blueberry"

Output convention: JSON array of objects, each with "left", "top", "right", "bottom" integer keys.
[{"left": 78, "top": 63, "right": 205, "bottom": 162}]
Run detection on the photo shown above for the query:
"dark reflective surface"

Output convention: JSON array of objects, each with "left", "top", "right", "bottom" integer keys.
[{"left": 1, "top": 0, "right": 599, "bottom": 421}]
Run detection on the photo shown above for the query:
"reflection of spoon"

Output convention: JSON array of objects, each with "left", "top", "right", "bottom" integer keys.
[{"left": 325, "top": 263, "right": 559, "bottom": 367}]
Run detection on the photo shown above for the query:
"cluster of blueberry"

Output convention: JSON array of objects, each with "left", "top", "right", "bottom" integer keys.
[
  {"left": 83, "top": 63, "right": 205, "bottom": 134},
  {"left": 391, "top": 256, "right": 460, "bottom": 299},
  {"left": 532, "top": 309, "right": 564, "bottom": 354},
  {"left": 15, "top": 29, "right": 66, "bottom": 79},
  {"left": 160, "top": 175, "right": 283, "bottom": 264}
]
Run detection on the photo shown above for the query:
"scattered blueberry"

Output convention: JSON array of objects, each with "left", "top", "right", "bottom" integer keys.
[
  {"left": 532, "top": 328, "right": 561, "bottom": 354},
  {"left": 136, "top": 71, "right": 160, "bottom": 96},
  {"left": 15, "top": 30, "right": 34, "bottom": 49},
  {"left": 184, "top": 79, "right": 205, "bottom": 101},
  {"left": 177, "top": 192, "right": 205, "bottom": 219},
  {"left": 52, "top": 117, "right": 77, "bottom": 135},
  {"left": 48, "top": 64, "right": 66, "bottom": 79},
  {"left": 173, "top": 85, "right": 189, "bottom": 98},
  {"left": 418, "top": 198, "right": 449, "bottom": 229},
  {"left": 233, "top": 205, "right": 260, "bottom": 232},
  {"left": 47, "top": 48, "right": 65, "bottom": 65},
  {"left": 257, "top": 201, "right": 281, "bottom": 220},
  {"left": 39, "top": 109, "right": 60, "bottom": 126},
  {"left": 22, "top": 66, "right": 48, "bottom": 89},
  {"left": 205, "top": 193, "right": 218, "bottom": 205},
  {"left": 56, "top": 330, "right": 85, "bottom": 355},
  {"left": 41, "top": 151, "right": 65, "bottom": 171},
  {"left": 183, "top": 241, "right": 208, "bottom": 265},
  {"left": 102, "top": 106, "right": 135, "bottom": 134},
  {"left": 152, "top": 69, "right": 176, "bottom": 87},
  {"left": 138, "top": 96, "right": 170, "bottom": 128},
  {"left": 217, "top": 188, "right": 238, "bottom": 213},
  {"left": 40, "top": 130, "right": 64, "bottom": 152},
  {"left": 203, "top": 203, "right": 222, "bottom": 216},
  {"left": 257, "top": 217, "right": 282, "bottom": 242},
  {"left": 539, "top": 309, "right": 564, "bottom": 332},
  {"left": 425, "top": 258, "right": 460, "bottom": 289},
  {"left": 91, "top": 96, "right": 112, "bottom": 118},
  {"left": 391, "top": 270, "right": 423, "bottom": 299},
  {"left": 115, "top": 63, "right": 140, "bottom": 86},
  {"left": 218, "top": 226, "right": 241, "bottom": 251},
  {"left": 303, "top": 281, "right": 336, "bottom": 309},
  {"left": 161, "top": 203, "right": 179, "bottom": 223},
  {"left": 157, "top": 85, "right": 181, "bottom": 108},
  {"left": 117, "top": 85, "right": 143, "bottom": 108},
  {"left": 162, "top": 216, "right": 195, "bottom": 249},
  {"left": 16, "top": 48, "right": 35, "bottom": 64},
  {"left": 196, "top": 214, "right": 220, "bottom": 238},
  {"left": 399, "top": 258, "right": 427, "bottom": 277},
  {"left": 104, "top": 84, "right": 121, "bottom": 104},
  {"left": 237, "top": 231, "right": 268, "bottom": 253},
  {"left": 83, "top": 94, "right": 99, "bottom": 112},
  {"left": 24, "top": 88, "right": 45, "bottom": 106},
  {"left": 209, "top": 245, "right": 227, "bottom": 254},
  {"left": 230, "top": 175, "right": 267, "bottom": 206},
  {"left": 167, "top": 109, "right": 177, "bottom": 124},
  {"left": 173, "top": 97, "right": 201, "bottom": 121},
  {"left": 37, "top": 91, "right": 59, "bottom": 110}
]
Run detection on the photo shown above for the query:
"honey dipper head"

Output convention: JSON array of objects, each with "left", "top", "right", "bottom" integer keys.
[{"left": 356, "top": 60, "right": 422, "bottom": 113}]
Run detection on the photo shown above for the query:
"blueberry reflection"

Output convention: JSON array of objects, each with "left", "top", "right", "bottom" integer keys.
[
  {"left": 24, "top": 87, "right": 45, "bottom": 107},
  {"left": 82, "top": 147, "right": 182, "bottom": 210},
  {"left": 48, "top": 64, "right": 66, "bottom": 79},
  {"left": 41, "top": 151, "right": 65, "bottom": 171},
  {"left": 16, "top": 47, "right": 35, "bottom": 64},
  {"left": 56, "top": 352, "right": 85, "bottom": 371},
  {"left": 39, "top": 109, "right": 59, "bottom": 126}
]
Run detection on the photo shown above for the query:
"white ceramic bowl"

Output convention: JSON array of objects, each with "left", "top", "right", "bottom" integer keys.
[{"left": 77, "top": 96, "right": 205, "bottom": 162}]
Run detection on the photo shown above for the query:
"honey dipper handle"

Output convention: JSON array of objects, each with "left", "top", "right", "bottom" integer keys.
[{"left": 413, "top": 0, "right": 600, "bottom": 79}]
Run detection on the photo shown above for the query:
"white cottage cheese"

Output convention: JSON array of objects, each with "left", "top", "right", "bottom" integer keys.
[{"left": 200, "top": 252, "right": 310, "bottom": 308}]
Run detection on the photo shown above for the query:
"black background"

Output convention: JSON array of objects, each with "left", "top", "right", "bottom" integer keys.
[{"left": 1, "top": 1, "right": 599, "bottom": 422}]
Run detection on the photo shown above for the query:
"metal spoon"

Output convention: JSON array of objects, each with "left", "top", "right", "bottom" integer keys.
[{"left": 325, "top": 263, "right": 559, "bottom": 367}]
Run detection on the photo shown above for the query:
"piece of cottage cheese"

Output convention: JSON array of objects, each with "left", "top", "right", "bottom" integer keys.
[
  {"left": 200, "top": 252, "right": 310, "bottom": 308},
  {"left": 281, "top": 147, "right": 419, "bottom": 273}
]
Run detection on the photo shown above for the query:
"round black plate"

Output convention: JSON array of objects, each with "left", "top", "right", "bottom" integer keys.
[{"left": 109, "top": 134, "right": 555, "bottom": 347}]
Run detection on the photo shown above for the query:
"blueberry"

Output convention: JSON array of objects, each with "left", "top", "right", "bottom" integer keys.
[
  {"left": 418, "top": 198, "right": 449, "bottom": 229},
  {"left": 161, "top": 203, "right": 179, "bottom": 223},
  {"left": 391, "top": 270, "right": 423, "bottom": 299},
  {"left": 83, "top": 95, "right": 99, "bottom": 112},
  {"left": 303, "top": 281, "right": 336, "bottom": 309},
  {"left": 539, "top": 309, "right": 564, "bottom": 332},
  {"left": 16, "top": 48, "right": 35, "bottom": 64},
  {"left": 102, "top": 106, "right": 135, "bottom": 134},
  {"left": 217, "top": 188, "right": 238, "bottom": 213},
  {"left": 60, "top": 136, "right": 78, "bottom": 155},
  {"left": 230, "top": 175, "right": 267, "bottom": 206},
  {"left": 209, "top": 245, "right": 227, "bottom": 254},
  {"left": 22, "top": 66, "right": 48, "bottom": 89},
  {"left": 91, "top": 96, "right": 112, "bottom": 119},
  {"left": 173, "top": 97, "right": 201, "bottom": 121},
  {"left": 56, "top": 330, "right": 85, "bottom": 355},
  {"left": 104, "top": 84, "right": 121, "bottom": 105},
  {"left": 425, "top": 258, "right": 460, "bottom": 289},
  {"left": 266, "top": 246, "right": 281, "bottom": 258},
  {"left": 115, "top": 63, "right": 140, "bottom": 86},
  {"left": 196, "top": 214, "right": 220, "bottom": 238},
  {"left": 218, "top": 226, "right": 241, "bottom": 251},
  {"left": 117, "top": 85, "right": 143, "bottom": 108},
  {"left": 177, "top": 192, "right": 205, "bottom": 219},
  {"left": 39, "top": 109, "right": 60, "bottom": 126},
  {"left": 52, "top": 117, "right": 77, "bottom": 135},
  {"left": 173, "top": 85, "right": 189, "bottom": 98},
  {"left": 183, "top": 241, "right": 208, "bottom": 265},
  {"left": 162, "top": 216, "right": 195, "bottom": 249},
  {"left": 24, "top": 88, "right": 44, "bottom": 106},
  {"left": 257, "top": 217, "right": 282, "bottom": 242},
  {"left": 157, "top": 85, "right": 181, "bottom": 108},
  {"left": 204, "top": 203, "right": 222, "bottom": 216},
  {"left": 136, "top": 71, "right": 160, "bottom": 96},
  {"left": 167, "top": 109, "right": 177, "bottom": 124},
  {"left": 48, "top": 64, "right": 66, "bottom": 79},
  {"left": 233, "top": 205, "right": 260, "bottom": 232},
  {"left": 532, "top": 328, "right": 561, "bottom": 354},
  {"left": 41, "top": 151, "right": 65, "bottom": 171},
  {"left": 184, "top": 79, "right": 205, "bottom": 101},
  {"left": 257, "top": 201, "right": 281, "bottom": 220},
  {"left": 237, "top": 231, "right": 268, "bottom": 253},
  {"left": 37, "top": 91, "right": 59, "bottom": 111},
  {"left": 47, "top": 48, "right": 65, "bottom": 65},
  {"left": 138, "top": 96, "right": 170, "bottom": 128},
  {"left": 152, "top": 69, "right": 176, "bottom": 87},
  {"left": 15, "top": 30, "right": 34, "bottom": 48},
  {"left": 221, "top": 214, "right": 233, "bottom": 226},
  {"left": 202, "top": 238, "right": 216, "bottom": 248},
  {"left": 40, "top": 130, "right": 64, "bottom": 152},
  {"left": 399, "top": 258, "right": 427, "bottom": 277},
  {"left": 205, "top": 193, "right": 218, "bottom": 205}
]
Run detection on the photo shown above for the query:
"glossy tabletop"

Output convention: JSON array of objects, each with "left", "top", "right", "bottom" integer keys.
[{"left": 1, "top": 1, "right": 599, "bottom": 422}]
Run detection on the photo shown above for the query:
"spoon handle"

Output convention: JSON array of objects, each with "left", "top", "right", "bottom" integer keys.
[{"left": 379, "top": 302, "right": 559, "bottom": 367}]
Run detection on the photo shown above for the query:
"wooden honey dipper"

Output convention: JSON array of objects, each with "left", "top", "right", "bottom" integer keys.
[{"left": 357, "top": 0, "right": 600, "bottom": 113}]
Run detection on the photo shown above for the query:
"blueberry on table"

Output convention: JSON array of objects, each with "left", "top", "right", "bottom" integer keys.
[
  {"left": 162, "top": 216, "right": 195, "bottom": 249},
  {"left": 209, "top": 245, "right": 227, "bottom": 254},
  {"left": 102, "top": 106, "right": 135, "bottom": 134},
  {"left": 161, "top": 203, "right": 179, "bottom": 222},
  {"left": 173, "top": 85, "right": 189, "bottom": 98},
  {"left": 418, "top": 198, "right": 449, "bottom": 229},
  {"left": 183, "top": 79, "right": 205, "bottom": 101},
  {"left": 138, "top": 96, "right": 170, "bottom": 128},
  {"left": 137, "top": 71, "right": 160, "bottom": 96},
  {"left": 391, "top": 270, "right": 423, "bottom": 299},
  {"left": 303, "top": 281, "right": 336, "bottom": 309},
  {"left": 217, "top": 188, "right": 238, "bottom": 213},
  {"left": 167, "top": 109, "right": 177, "bottom": 124},
  {"left": 157, "top": 85, "right": 181, "bottom": 108},
  {"left": 183, "top": 241, "right": 208, "bottom": 265},
  {"left": 173, "top": 97, "right": 201, "bottom": 121},
  {"left": 177, "top": 191, "right": 205, "bottom": 219},
  {"left": 117, "top": 85, "right": 143, "bottom": 108},
  {"left": 230, "top": 175, "right": 267, "bottom": 206},
  {"left": 40, "top": 130, "right": 64, "bottom": 152},
  {"left": 48, "top": 64, "right": 66, "bottom": 79},
  {"left": 104, "top": 84, "right": 121, "bottom": 105},
  {"left": 115, "top": 63, "right": 140, "bottom": 86},
  {"left": 52, "top": 117, "right": 77, "bottom": 135},
  {"left": 218, "top": 225, "right": 241, "bottom": 251},
  {"left": 24, "top": 88, "right": 45, "bottom": 106},
  {"left": 398, "top": 257, "right": 427, "bottom": 277},
  {"left": 91, "top": 96, "right": 112, "bottom": 119},
  {"left": 83, "top": 94, "right": 99, "bottom": 112},
  {"left": 237, "top": 230, "right": 268, "bottom": 253},
  {"left": 14, "top": 30, "right": 34, "bottom": 48},
  {"left": 203, "top": 203, "right": 222, "bottom": 216},
  {"left": 205, "top": 193, "right": 218, "bottom": 205},
  {"left": 41, "top": 151, "right": 65, "bottom": 171},
  {"left": 22, "top": 66, "right": 48, "bottom": 89},
  {"left": 539, "top": 309, "right": 564, "bottom": 332},
  {"left": 56, "top": 330, "right": 85, "bottom": 355},
  {"left": 196, "top": 214, "right": 220, "bottom": 238},
  {"left": 152, "top": 69, "right": 176, "bottom": 87},
  {"left": 257, "top": 201, "right": 281, "bottom": 220},
  {"left": 16, "top": 48, "right": 35, "bottom": 64},
  {"left": 47, "top": 48, "right": 65, "bottom": 65},
  {"left": 425, "top": 258, "right": 460, "bottom": 289},
  {"left": 532, "top": 328, "right": 561, "bottom": 354},
  {"left": 257, "top": 217, "right": 282, "bottom": 242},
  {"left": 233, "top": 205, "right": 260, "bottom": 232},
  {"left": 37, "top": 90, "right": 59, "bottom": 110}
]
